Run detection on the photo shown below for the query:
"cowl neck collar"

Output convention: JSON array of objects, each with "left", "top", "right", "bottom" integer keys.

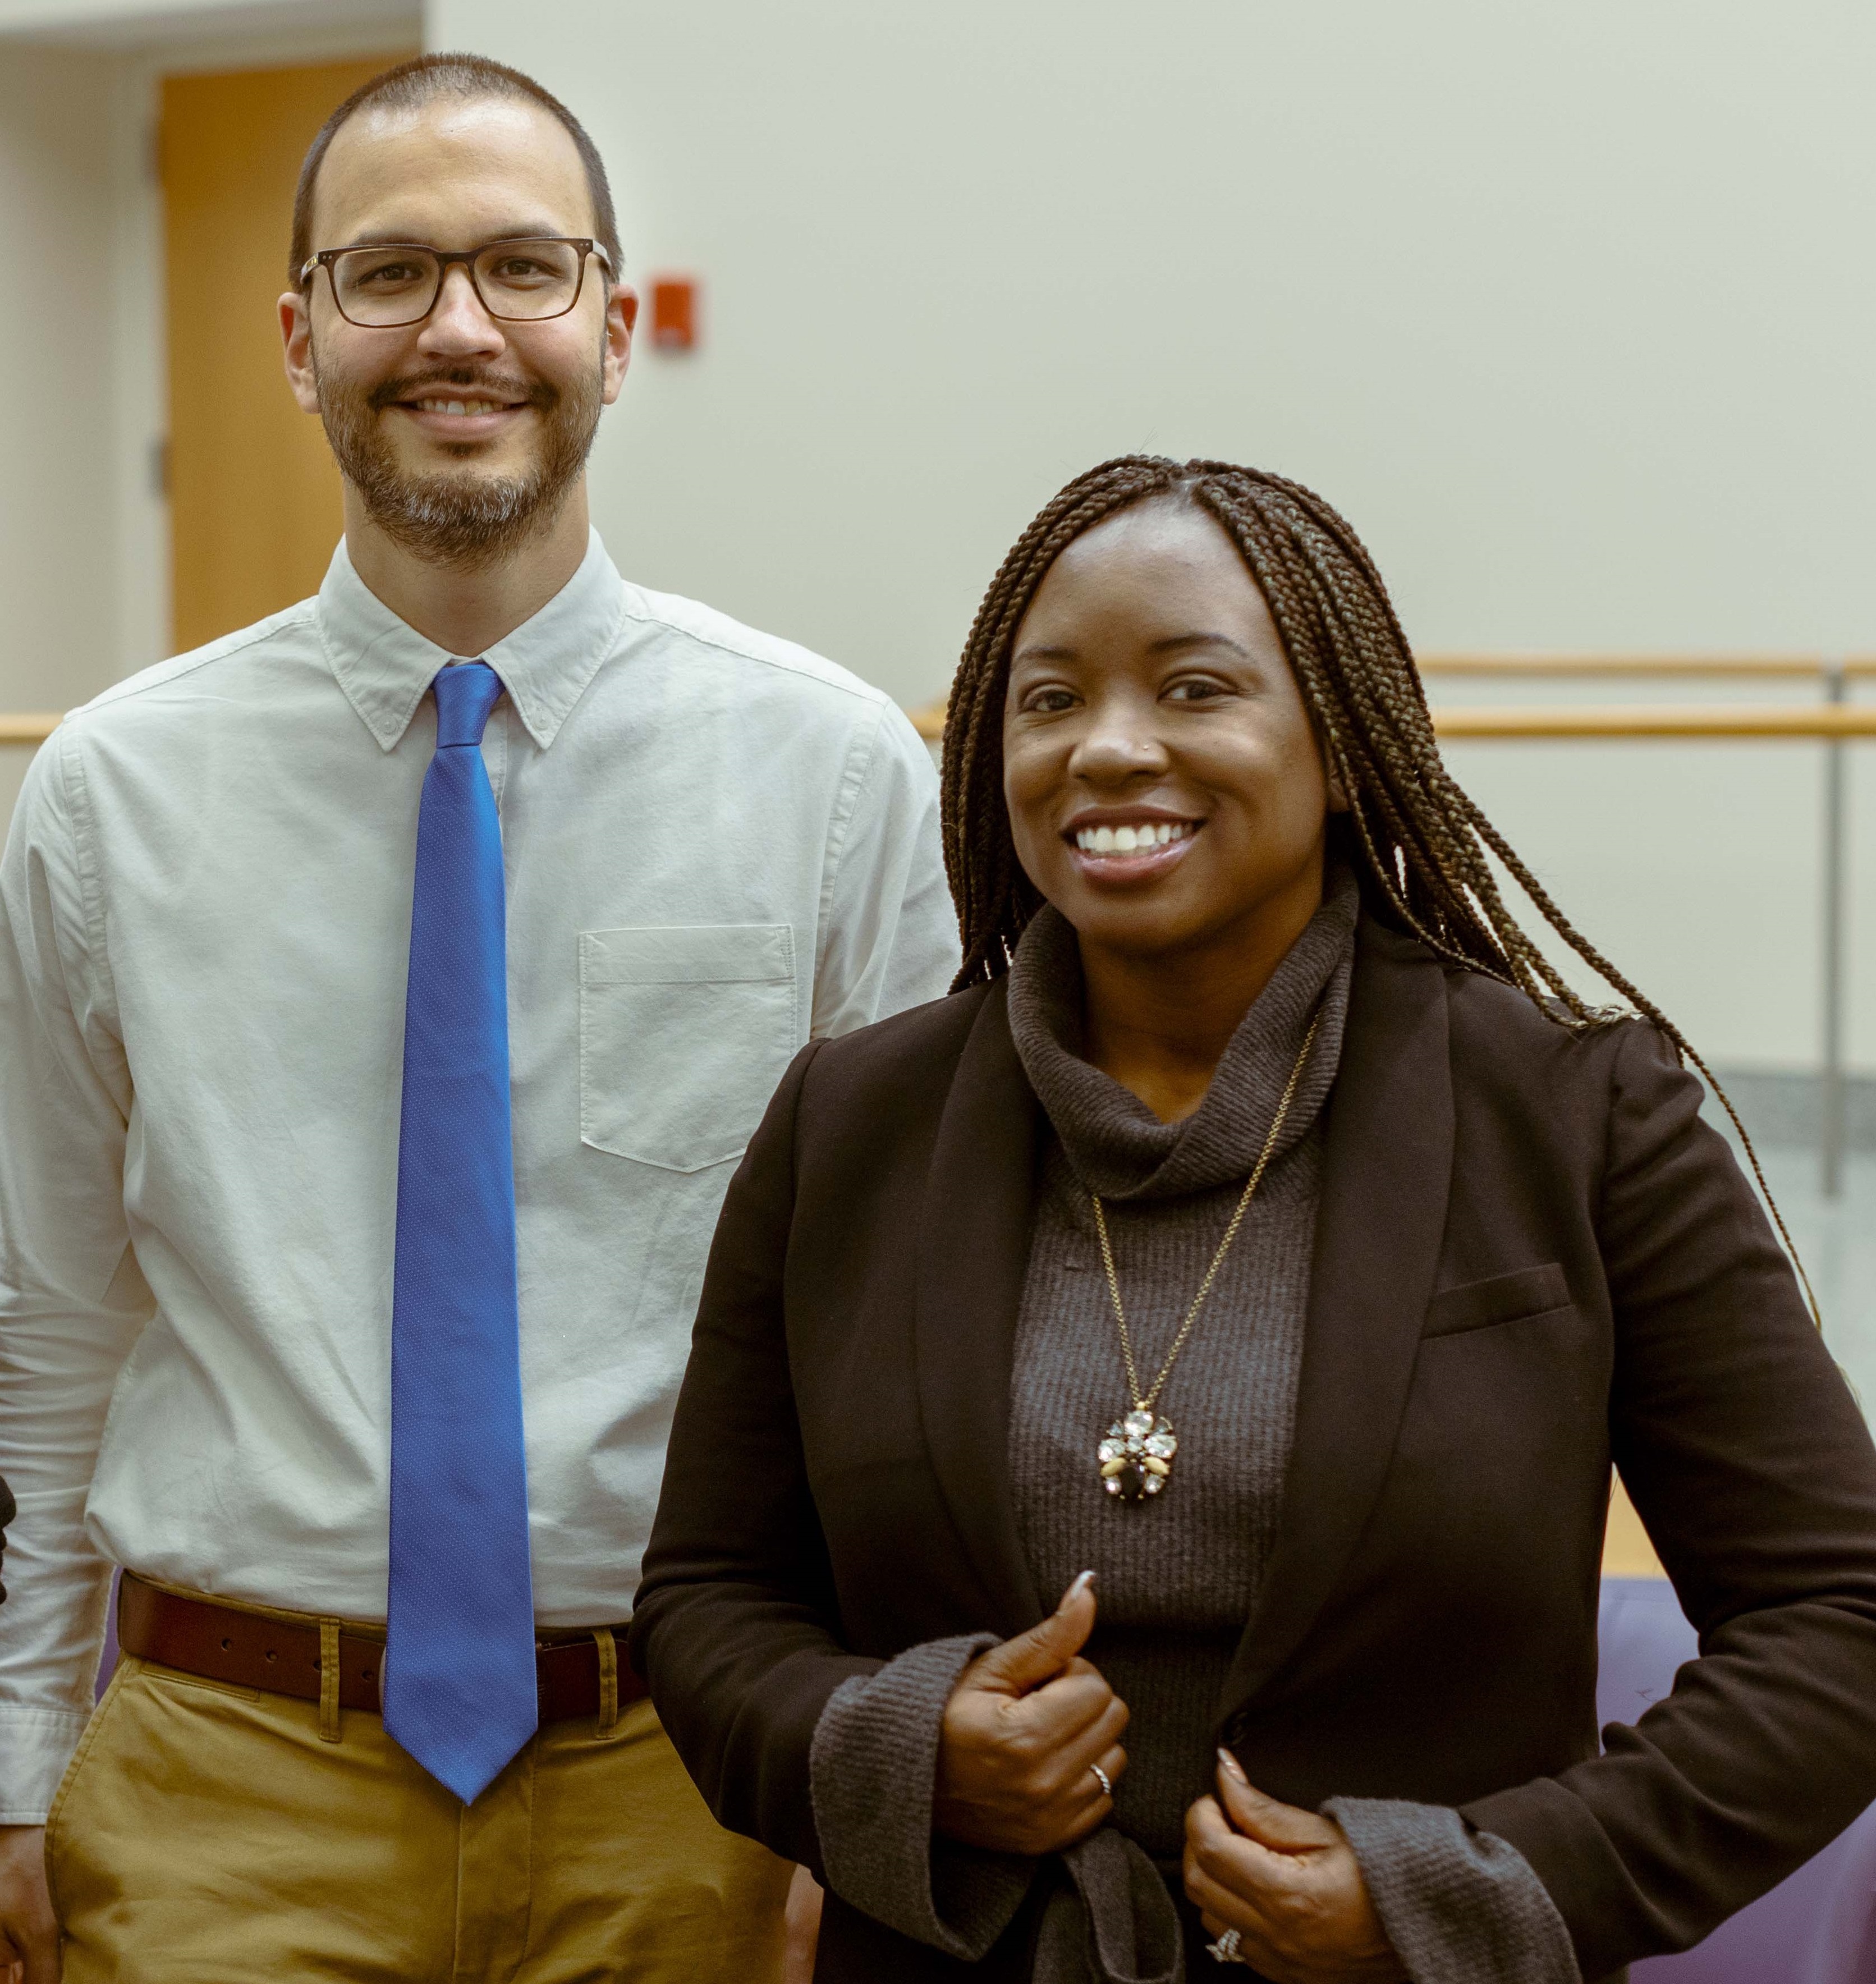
[{"left": 1006, "top": 866, "right": 1359, "bottom": 1202}]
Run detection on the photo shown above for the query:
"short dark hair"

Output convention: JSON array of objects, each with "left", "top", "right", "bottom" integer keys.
[{"left": 289, "top": 52, "right": 621, "bottom": 290}]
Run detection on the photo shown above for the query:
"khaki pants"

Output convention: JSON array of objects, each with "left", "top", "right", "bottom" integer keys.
[{"left": 47, "top": 1653, "right": 793, "bottom": 1982}]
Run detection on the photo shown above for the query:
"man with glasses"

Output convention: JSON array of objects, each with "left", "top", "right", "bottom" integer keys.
[{"left": 0, "top": 52, "right": 954, "bottom": 1982}]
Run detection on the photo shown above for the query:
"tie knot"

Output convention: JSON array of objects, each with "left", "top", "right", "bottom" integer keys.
[{"left": 432, "top": 663, "right": 505, "bottom": 749}]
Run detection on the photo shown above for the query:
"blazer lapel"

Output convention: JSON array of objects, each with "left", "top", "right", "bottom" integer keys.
[
  {"left": 915, "top": 978, "right": 1047, "bottom": 1635},
  {"left": 1218, "top": 918, "right": 1455, "bottom": 1719}
]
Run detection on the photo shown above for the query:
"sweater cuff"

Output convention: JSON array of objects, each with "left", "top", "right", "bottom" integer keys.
[
  {"left": 809, "top": 1632, "right": 1038, "bottom": 1957},
  {"left": 1326, "top": 1797, "right": 1581, "bottom": 1984}
]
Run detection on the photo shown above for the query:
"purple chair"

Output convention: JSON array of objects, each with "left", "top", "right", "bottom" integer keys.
[
  {"left": 94, "top": 1569, "right": 120, "bottom": 1702},
  {"left": 1599, "top": 1577, "right": 1876, "bottom": 1983}
]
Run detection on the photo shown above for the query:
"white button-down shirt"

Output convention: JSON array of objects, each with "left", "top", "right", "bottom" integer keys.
[{"left": 0, "top": 532, "right": 958, "bottom": 1816}]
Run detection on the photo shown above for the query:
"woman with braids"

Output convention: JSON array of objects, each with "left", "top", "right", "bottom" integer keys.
[{"left": 632, "top": 457, "right": 1876, "bottom": 1983}]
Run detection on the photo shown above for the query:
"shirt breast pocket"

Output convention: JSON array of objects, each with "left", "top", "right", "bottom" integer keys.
[{"left": 579, "top": 924, "right": 798, "bottom": 1172}]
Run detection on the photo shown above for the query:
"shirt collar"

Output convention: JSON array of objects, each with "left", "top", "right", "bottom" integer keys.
[{"left": 315, "top": 528, "right": 629, "bottom": 752}]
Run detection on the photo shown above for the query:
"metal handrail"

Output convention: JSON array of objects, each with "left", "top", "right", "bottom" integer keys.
[
  {"left": 11, "top": 657, "right": 1867, "bottom": 749},
  {"left": 906, "top": 703, "right": 1876, "bottom": 743},
  {"left": 15, "top": 707, "right": 1875, "bottom": 747},
  {"left": 0, "top": 714, "right": 60, "bottom": 745},
  {"left": 1433, "top": 705, "right": 1876, "bottom": 738},
  {"left": 1418, "top": 654, "right": 1876, "bottom": 677}
]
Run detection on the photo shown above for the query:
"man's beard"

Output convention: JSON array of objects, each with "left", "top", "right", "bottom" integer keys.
[{"left": 313, "top": 349, "right": 604, "bottom": 572}]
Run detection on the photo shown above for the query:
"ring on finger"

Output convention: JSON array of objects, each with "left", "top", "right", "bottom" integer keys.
[
  {"left": 1088, "top": 1762, "right": 1113, "bottom": 1798},
  {"left": 1206, "top": 1926, "right": 1252, "bottom": 1966}
]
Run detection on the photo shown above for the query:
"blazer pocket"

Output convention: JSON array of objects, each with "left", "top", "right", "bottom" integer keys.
[
  {"left": 579, "top": 924, "right": 797, "bottom": 1172},
  {"left": 1421, "top": 1262, "right": 1572, "bottom": 1340}
]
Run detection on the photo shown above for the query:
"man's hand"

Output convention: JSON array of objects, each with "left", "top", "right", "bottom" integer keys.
[
  {"left": 1184, "top": 1752, "right": 1405, "bottom": 1983},
  {"left": 932, "top": 1571, "right": 1128, "bottom": 1857},
  {"left": 0, "top": 1826, "right": 57, "bottom": 1983}
]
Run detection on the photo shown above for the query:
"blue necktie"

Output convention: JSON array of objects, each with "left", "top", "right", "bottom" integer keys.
[{"left": 384, "top": 662, "right": 538, "bottom": 1803}]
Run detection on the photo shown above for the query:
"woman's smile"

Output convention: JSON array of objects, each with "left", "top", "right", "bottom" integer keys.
[{"left": 1065, "top": 809, "right": 1203, "bottom": 882}]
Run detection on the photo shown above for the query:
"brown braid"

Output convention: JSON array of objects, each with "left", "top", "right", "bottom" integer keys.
[{"left": 940, "top": 455, "right": 1818, "bottom": 1319}]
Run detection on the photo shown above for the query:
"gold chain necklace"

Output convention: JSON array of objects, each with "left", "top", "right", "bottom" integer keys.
[{"left": 1091, "top": 1007, "right": 1322, "bottom": 1502}]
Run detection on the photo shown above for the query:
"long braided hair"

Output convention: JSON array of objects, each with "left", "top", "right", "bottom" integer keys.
[{"left": 940, "top": 453, "right": 1814, "bottom": 1309}]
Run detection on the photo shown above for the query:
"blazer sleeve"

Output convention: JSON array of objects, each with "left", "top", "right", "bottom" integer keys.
[
  {"left": 1462, "top": 1020, "right": 1876, "bottom": 1979},
  {"left": 630, "top": 1038, "right": 882, "bottom": 1873}
]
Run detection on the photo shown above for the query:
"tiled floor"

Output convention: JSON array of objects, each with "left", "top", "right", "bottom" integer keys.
[{"left": 1703, "top": 1119, "right": 1876, "bottom": 1426}]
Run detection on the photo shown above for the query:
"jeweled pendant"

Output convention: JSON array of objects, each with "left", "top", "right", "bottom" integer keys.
[{"left": 1097, "top": 1409, "right": 1177, "bottom": 1500}]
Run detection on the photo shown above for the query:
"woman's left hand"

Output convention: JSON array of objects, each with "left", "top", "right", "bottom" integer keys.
[{"left": 1184, "top": 1751, "right": 1407, "bottom": 1982}]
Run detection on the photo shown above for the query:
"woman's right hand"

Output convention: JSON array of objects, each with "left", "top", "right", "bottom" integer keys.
[{"left": 932, "top": 1571, "right": 1129, "bottom": 1856}]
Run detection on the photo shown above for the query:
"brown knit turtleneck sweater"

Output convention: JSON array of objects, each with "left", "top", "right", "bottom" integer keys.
[{"left": 1003, "top": 872, "right": 1357, "bottom": 1859}]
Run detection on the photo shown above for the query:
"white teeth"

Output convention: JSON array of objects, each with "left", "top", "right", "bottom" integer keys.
[
  {"left": 1074, "top": 822, "right": 1194, "bottom": 853},
  {"left": 416, "top": 398, "right": 504, "bottom": 415}
]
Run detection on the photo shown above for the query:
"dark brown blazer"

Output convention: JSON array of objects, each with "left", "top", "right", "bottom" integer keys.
[{"left": 632, "top": 913, "right": 1876, "bottom": 1983}]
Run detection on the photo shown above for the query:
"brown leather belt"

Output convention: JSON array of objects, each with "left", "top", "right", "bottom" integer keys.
[{"left": 116, "top": 1572, "right": 644, "bottom": 1723}]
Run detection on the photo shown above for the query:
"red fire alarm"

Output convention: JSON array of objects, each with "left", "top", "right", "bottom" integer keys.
[{"left": 649, "top": 276, "right": 699, "bottom": 352}]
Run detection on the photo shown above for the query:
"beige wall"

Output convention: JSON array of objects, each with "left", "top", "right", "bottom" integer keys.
[
  {"left": 0, "top": 47, "right": 123, "bottom": 821},
  {"left": 0, "top": 28, "right": 172, "bottom": 830},
  {"left": 422, "top": 0, "right": 1876, "bottom": 1073},
  {"left": 428, "top": 0, "right": 1876, "bottom": 678}
]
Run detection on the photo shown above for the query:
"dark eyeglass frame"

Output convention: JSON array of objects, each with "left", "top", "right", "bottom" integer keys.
[{"left": 299, "top": 236, "right": 616, "bottom": 328}]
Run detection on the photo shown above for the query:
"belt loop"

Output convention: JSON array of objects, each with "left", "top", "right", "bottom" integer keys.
[
  {"left": 318, "top": 1619, "right": 341, "bottom": 1743},
  {"left": 594, "top": 1626, "right": 620, "bottom": 1736}
]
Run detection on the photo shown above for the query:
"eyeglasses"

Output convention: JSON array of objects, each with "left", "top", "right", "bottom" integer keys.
[{"left": 300, "top": 237, "right": 613, "bottom": 328}]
